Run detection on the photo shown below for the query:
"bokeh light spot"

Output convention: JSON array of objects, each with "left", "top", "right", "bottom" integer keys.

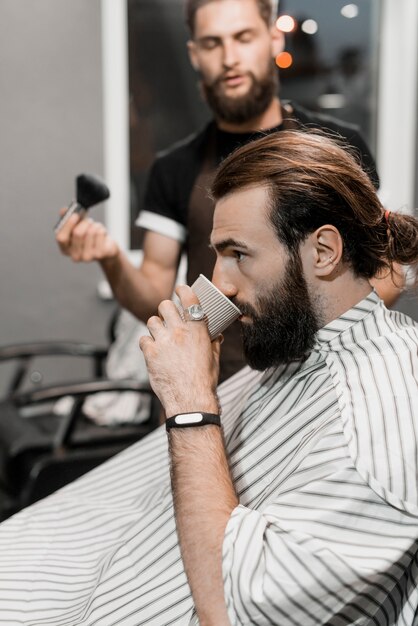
[
  {"left": 275, "top": 51, "right": 293, "bottom": 69},
  {"left": 341, "top": 4, "right": 359, "bottom": 18},
  {"left": 301, "top": 19, "right": 318, "bottom": 35},
  {"left": 276, "top": 15, "right": 296, "bottom": 33}
]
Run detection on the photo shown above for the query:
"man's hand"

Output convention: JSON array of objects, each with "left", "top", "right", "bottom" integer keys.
[
  {"left": 55, "top": 209, "right": 119, "bottom": 262},
  {"left": 139, "top": 285, "right": 221, "bottom": 418}
]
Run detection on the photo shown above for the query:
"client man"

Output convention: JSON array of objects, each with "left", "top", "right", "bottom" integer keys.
[{"left": 0, "top": 131, "right": 417, "bottom": 626}]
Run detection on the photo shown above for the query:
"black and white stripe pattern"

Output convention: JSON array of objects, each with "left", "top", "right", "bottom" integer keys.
[{"left": 0, "top": 292, "right": 417, "bottom": 625}]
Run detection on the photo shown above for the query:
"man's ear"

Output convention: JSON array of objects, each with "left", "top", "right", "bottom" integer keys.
[
  {"left": 187, "top": 40, "right": 200, "bottom": 71},
  {"left": 311, "top": 225, "right": 344, "bottom": 277},
  {"left": 270, "top": 25, "right": 285, "bottom": 58}
]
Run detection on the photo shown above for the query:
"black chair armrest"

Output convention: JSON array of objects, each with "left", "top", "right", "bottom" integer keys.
[
  {"left": 0, "top": 342, "right": 109, "bottom": 394},
  {"left": 12, "top": 378, "right": 159, "bottom": 450},
  {"left": 0, "top": 341, "right": 108, "bottom": 361},
  {"left": 12, "top": 378, "right": 153, "bottom": 406}
]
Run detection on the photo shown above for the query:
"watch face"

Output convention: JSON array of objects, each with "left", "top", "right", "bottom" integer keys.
[{"left": 174, "top": 413, "right": 204, "bottom": 425}]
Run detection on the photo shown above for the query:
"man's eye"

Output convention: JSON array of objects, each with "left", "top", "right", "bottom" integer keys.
[
  {"left": 233, "top": 250, "right": 245, "bottom": 262},
  {"left": 238, "top": 33, "right": 253, "bottom": 43},
  {"left": 201, "top": 39, "right": 218, "bottom": 50}
]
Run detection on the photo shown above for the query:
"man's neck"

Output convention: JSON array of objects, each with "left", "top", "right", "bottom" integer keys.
[
  {"left": 318, "top": 271, "right": 374, "bottom": 328},
  {"left": 216, "top": 97, "right": 283, "bottom": 133}
]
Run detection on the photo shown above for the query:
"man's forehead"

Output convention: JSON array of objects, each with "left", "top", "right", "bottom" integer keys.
[
  {"left": 211, "top": 184, "right": 273, "bottom": 245},
  {"left": 213, "top": 183, "right": 271, "bottom": 216},
  {"left": 194, "top": 0, "right": 266, "bottom": 37}
]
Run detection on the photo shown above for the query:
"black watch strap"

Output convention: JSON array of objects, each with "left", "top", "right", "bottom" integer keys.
[{"left": 166, "top": 412, "right": 221, "bottom": 431}]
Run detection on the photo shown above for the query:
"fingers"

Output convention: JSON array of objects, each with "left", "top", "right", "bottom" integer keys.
[
  {"left": 147, "top": 294, "right": 209, "bottom": 339},
  {"left": 67, "top": 218, "right": 94, "bottom": 260},
  {"left": 139, "top": 334, "right": 154, "bottom": 354},
  {"left": 146, "top": 315, "right": 165, "bottom": 339},
  {"left": 174, "top": 286, "right": 211, "bottom": 337},
  {"left": 141, "top": 295, "right": 222, "bottom": 407},
  {"left": 89, "top": 223, "right": 110, "bottom": 261},
  {"left": 158, "top": 299, "right": 184, "bottom": 326},
  {"left": 55, "top": 212, "right": 82, "bottom": 253},
  {"left": 55, "top": 214, "right": 118, "bottom": 262},
  {"left": 175, "top": 284, "right": 200, "bottom": 309},
  {"left": 146, "top": 301, "right": 185, "bottom": 342}
]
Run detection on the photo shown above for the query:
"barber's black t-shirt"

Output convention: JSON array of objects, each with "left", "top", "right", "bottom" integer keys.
[{"left": 142, "top": 101, "right": 379, "bottom": 234}]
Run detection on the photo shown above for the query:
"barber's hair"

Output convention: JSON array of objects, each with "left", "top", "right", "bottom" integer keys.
[
  {"left": 211, "top": 130, "right": 418, "bottom": 280},
  {"left": 185, "top": 0, "right": 273, "bottom": 35}
]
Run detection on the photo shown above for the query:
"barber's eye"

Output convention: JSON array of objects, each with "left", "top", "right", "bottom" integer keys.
[
  {"left": 238, "top": 32, "right": 253, "bottom": 43},
  {"left": 201, "top": 39, "right": 218, "bottom": 50}
]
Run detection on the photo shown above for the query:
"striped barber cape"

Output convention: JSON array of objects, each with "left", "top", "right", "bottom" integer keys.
[{"left": 0, "top": 291, "right": 417, "bottom": 625}]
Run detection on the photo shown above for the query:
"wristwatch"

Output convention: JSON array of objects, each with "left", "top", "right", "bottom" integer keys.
[{"left": 165, "top": 412, "right": 221, "bottom": 431}]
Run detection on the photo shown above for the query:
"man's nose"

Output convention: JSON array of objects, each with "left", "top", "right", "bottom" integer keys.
[
  {"left": 222, "top": 40, "right": 239, "bottom": 69},
  {"left": 211, "top": 262, "right": 237, "bottom": 298}
]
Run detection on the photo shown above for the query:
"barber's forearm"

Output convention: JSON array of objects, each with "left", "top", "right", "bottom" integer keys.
[
  {"left": 169, "top": 425, "right": 238, "bottom": 626},
  {"left": 100, "top": 252, "right": 167, "bottom": 321}
]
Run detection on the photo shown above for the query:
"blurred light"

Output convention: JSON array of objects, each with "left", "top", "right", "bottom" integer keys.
[
  {"left": 341, "top": 4, "right": 359, "bottom": 18},
  {"left": 301, "top": 19, "right": 318, "bottom": 35},
  {"left": 275, "top": 51, "right": 293, "bottom": 69},
  {"left": 317, "top": 93, "right": 347, "bottom": 109},
  {"left": 276, "top": 15, "right": 296, "bottom": 33}
]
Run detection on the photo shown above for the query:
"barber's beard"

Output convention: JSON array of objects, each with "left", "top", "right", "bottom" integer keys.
[
  {"left": 201, "top": 62, "right": 278, "bottom": 125},
  {"left": 234, "top": 253, "right": 322, "bottom": 371}
]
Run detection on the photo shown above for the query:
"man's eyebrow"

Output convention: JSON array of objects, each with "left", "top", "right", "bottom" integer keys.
[
  {"left": 195, "top": 34, "right": 220, "bottom": 45},
  {"left": 209, "top": 238, "right": 249, "bottom": 253},
  {"left": 196, "top": 28, "right": 256, "bottom": 45}
]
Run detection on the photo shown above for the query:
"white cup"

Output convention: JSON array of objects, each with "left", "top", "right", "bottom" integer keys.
[{"left": 178, "top": 274, "right": 241, "bottom": 340}]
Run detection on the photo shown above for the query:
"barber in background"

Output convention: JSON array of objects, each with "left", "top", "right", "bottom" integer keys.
[{"left": 56, "top": 0, "right": 401, "bottom": 382}]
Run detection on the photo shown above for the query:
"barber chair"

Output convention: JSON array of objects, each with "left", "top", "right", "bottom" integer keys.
[{"left": 0, "top": 313, "right": 161, "bottom": 521}]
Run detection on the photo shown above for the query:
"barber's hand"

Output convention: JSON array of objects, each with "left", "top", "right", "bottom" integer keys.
[
  {"left": 139, "top": 285, "right": 221, "bottom": 418},
  {"left": 55, "top": 209, "right": 119, "bottom": 262}
]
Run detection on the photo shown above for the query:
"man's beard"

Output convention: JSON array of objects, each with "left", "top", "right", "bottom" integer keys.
[
  {"left": 234, "top": 253, "right": 322, "bottom": 370},
  {"left": 201, "top": 62, "right": 278, "bottom": 125}
]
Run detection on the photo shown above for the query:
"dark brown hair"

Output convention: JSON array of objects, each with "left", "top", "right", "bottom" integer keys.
[
  {"left": 211, "top": 130, "right": 418, "bottom": 280},
  {"left": 185, "top": 0, "right": 273, "bottom": 36}
]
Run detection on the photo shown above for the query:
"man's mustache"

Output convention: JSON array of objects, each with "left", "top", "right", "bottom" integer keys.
[
  {"left": 210, "top": 70, "right": 254, "bottom": 88},
  {"left": 230, "top": 297, "right": 258, "bottom": 319}
]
